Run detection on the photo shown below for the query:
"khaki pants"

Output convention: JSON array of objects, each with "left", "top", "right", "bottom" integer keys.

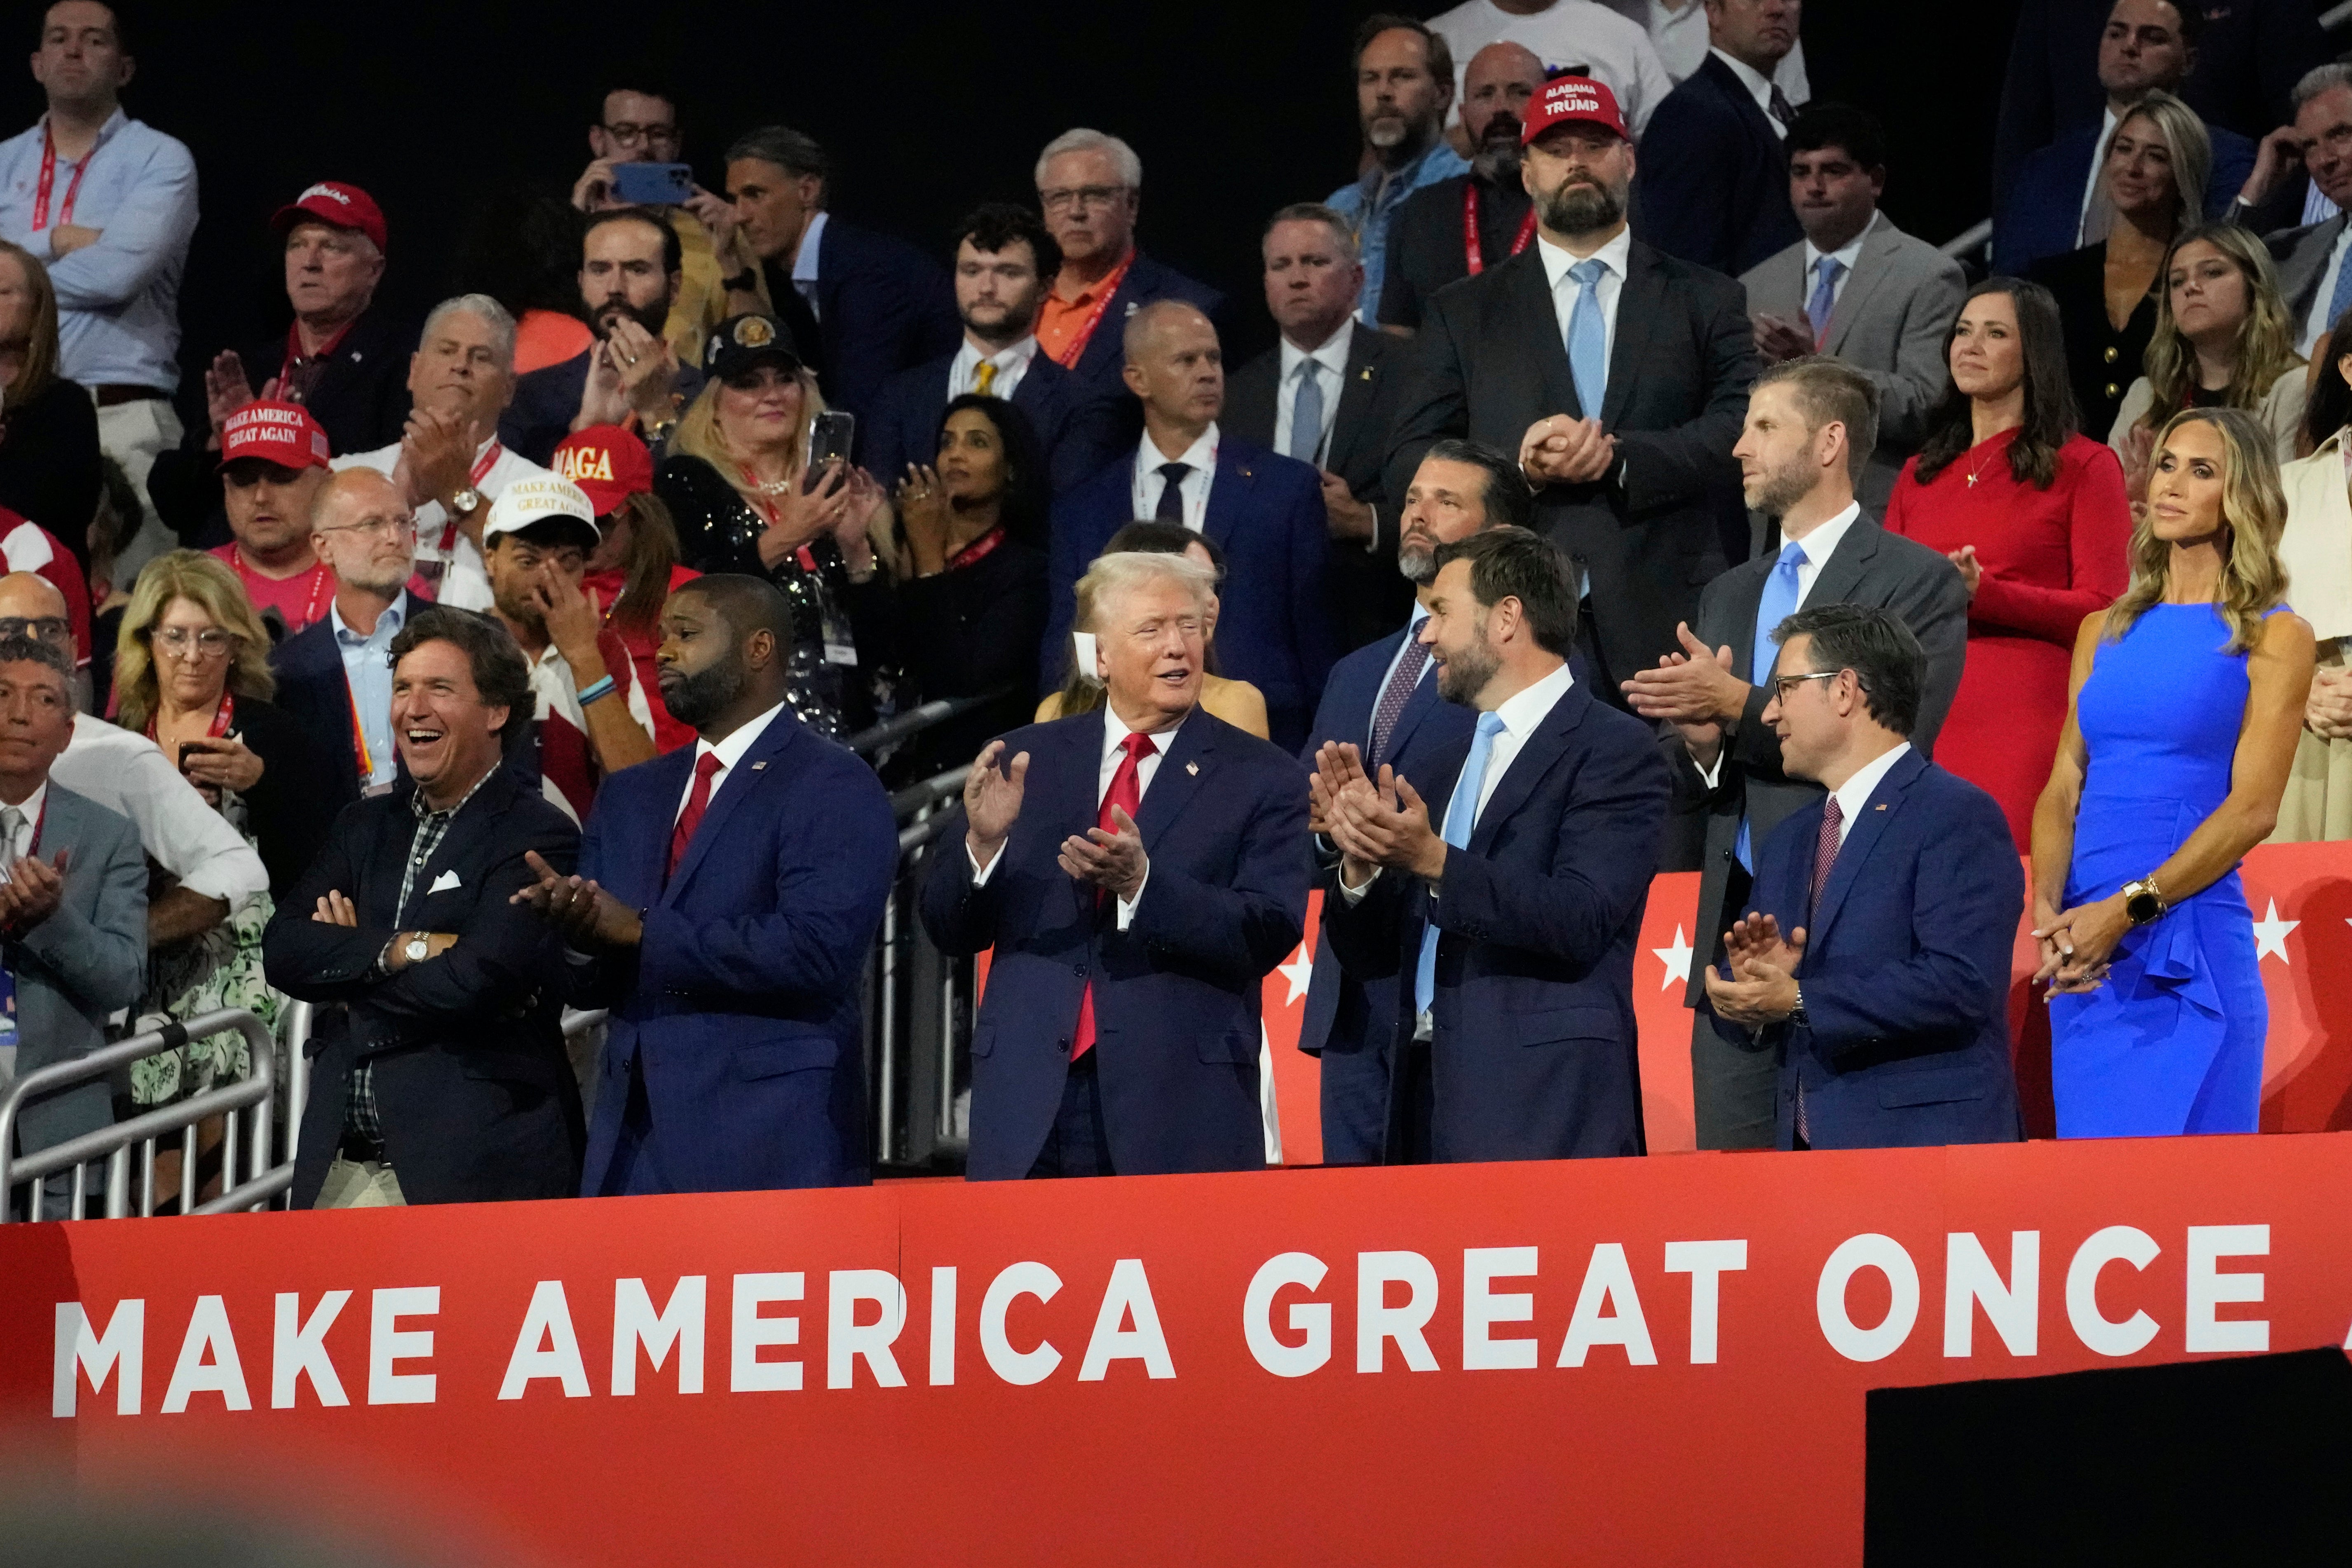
[
  {"left": 93, "top": 394, "right": 184, "bottom": 586},
  {"left": 316, "top": 1155, "right": 406, "bottom": 1208}
]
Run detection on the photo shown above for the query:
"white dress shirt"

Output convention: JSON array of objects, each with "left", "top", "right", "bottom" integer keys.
[
  {"left": 1800, "top": 213, "right": 1876, "bottom": 328},
  {"left": 1536, "top": 223, "right": 1634, "bottom": 374},
  {"left": 1273, "top": 321, "right": 1352, "bottom": 465},
  {"left": 2302, "top": 221, "right": 2352, "bottom": 356},
  {"left": 949, "top": 334, "right": 1039, "bottom": 401},
  {"left": 1129, "top": 424, "right": 1220, "bottom": 533},
  {"left": 793, "top": 210, "right": 830, "bottom": 320},
  {"left": 52, "top": 714, "right": 267, "bottom": 909},
  {"left": 0, "top": 781, "right": 48, "bottom": 863},
  {"left": 1428, "top": 0, "right": 1677, "bottom": 137},
  {"left": 1825, "top": 741, "right": 1912, "bottom": 847},
  {"left": 675, "top": 698, "right": 787, "bottom": 823},
  {"left": 969, "top": 705, "right": 1182, "bottom": 928},
  {"left": 1709, "top": 47, "right": 1788, "bottom": 136}
]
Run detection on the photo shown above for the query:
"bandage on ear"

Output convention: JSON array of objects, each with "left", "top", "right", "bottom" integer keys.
[{"left": 1073, "top": 631, "right": 1099, "bottom": 679}]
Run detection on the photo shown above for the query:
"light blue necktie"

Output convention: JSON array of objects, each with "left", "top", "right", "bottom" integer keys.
[
  {"left": 1564, "top": 259, "right": 1608, "bottom": 418},
  {"left": 1287, "top": 359, "right": 1325, "bottom": 464},
  {"left": 1415, "top": 710, "right": 1508, "bottom": 1016},
  {"left": 2328, "top": 243, "right": 2352, "bottom": 342},
  {"left": 1805, "top": 256, "right": 1844, "bottom": 346},
  {"left": 1737, "top": 541, "right": 1808, "bottom": 872}
]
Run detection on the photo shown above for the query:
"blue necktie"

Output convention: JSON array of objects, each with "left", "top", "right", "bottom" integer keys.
[
  {"left": 1287, "top": 360, "right": 1325, "bottom": 463},
  {"left": 1805, "top": 257, "right": 1844, "bottom": 346},
  {"left": 2328, "top": 244, "right": 2352, "bottom": 344},
  {"left": 1737, "top": 541, "right": 1808, "bottom": 871},
  {"left": 1564, "top": 259, "right": 1608, "bottom": 418},
  {"left": 1415, "top": 710, "right": 1508, "bottom": 1016}
]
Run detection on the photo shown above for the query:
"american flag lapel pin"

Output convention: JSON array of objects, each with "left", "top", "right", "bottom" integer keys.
[
  {"left": 1359, "top": 366, "right": 1373, "bottom": 381},
  {"left": 1186, "top": 762, "right": 1199, "bottom": 776},
  {"left": 752, "top": 762, "right": 769, "bottom": 771},
  {"left": 1874, "top": 802, "right": 1886, "bottom": 810}
]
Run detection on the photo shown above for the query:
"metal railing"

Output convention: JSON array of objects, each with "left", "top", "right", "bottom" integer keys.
[
  {"left": 845, "top": 687, "right": 1017, "bottom": 759},
  {"left": 1940, "top": 218, "right": 1992, "bottom": 262},
  {"left": 0, "top": 1009, "right": 281, "bottom": 1221}
]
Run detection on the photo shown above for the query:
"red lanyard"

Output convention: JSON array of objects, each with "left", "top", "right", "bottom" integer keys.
[
  {"left": 945, "top": 525, "right": 1006, "bottom": 572},
  {"left": 145, "top": 689, "right": 235, "bottom": 747},
  {"left": 435, "top": 442, "right": 502, "bottom": 554},
  {"left": 1463, "top": 184, "right": 1537, "bottom": 277},
  {"left": 231, "top": 548, "right": 332, "bottom": 630},
  {"left": 345, "top": 670, "right": 374, "bottom": 783},
  {"left": 739, "top": 464, "right": 821, "bottom": 571},
  {"left": 31, "top": 122, "right": 93, "bottom": 232},
  {"left": 1046, "top": 248, "right": 1136, "bottom": 369}
]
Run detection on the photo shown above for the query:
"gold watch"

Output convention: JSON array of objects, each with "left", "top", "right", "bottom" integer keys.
[{"left": 2120, "top": 876, "right": 2167, "bottom": 926}]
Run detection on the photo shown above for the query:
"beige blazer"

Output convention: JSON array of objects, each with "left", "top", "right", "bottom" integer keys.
[
  {"left": 2106, "top": 367, "right": 2309, "bottom": 468},
  {"left": 2271, "top": 429, "right": 2352, "bottom": 841}
]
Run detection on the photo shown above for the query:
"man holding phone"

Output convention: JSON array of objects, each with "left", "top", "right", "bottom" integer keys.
[
  {"left": 500, "top": 209, "right": 706, "bottom": 466},
  {"left": 568, "top": 83, "right": 757, "bottom": 370}
]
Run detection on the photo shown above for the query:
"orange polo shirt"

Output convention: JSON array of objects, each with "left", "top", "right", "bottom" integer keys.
[{"left": 1034, "top": 247, "right": 1135, "bottom": 367}]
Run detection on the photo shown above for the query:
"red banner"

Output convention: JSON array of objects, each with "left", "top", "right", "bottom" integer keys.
[{"left": 5, "top": 1136, "right": 2351, "bottom": 1563}]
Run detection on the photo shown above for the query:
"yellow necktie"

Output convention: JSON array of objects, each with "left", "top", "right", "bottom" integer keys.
[{"left": 972, "top": 361, "right": 998, "bottom": 397}]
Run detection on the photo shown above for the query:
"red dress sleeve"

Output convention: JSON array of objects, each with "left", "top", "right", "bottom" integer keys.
[
  {"left": 1883, "top": 459, "right": 1919, "bottom": 536},
  {"left": 1968, "top": 439, "right": 2133, "bottom": 646}
]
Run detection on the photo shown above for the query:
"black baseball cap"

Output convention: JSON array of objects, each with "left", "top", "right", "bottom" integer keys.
[{"left": 704, "top": 312, "right": 806, "bottom": 383}]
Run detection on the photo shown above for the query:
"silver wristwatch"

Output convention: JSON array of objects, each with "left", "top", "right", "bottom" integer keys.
[
  {"left": 402, "top": 933, "right": 431, "bottom": 965},
  {"left": 446, "top": 486, "right": 483, "bottom": 516},
  {"left": 1789, "top": 983, "right": 1808, "bottom": 1027}
]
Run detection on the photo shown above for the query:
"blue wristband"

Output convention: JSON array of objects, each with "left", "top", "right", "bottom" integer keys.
[{"left": 576, "top": 675, "right": 617, "bottom": 707}]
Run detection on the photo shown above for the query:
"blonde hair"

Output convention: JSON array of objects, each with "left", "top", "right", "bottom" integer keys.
[
  {"left": 114, "top": 551, "right": 278, "bottom": 734},
  {"left": 2108, "top": 91, "right": 2210, "bottom": 234},
  {"left": 2137, "top": 224, "right": 2303, "bottom": 433},
  {"left": 0, "top": 240, "right": 61, "bottom": 412},
  {"left": 2103, "top": 408, "right": 2289, "bottom": 654},
  {"left": 670, "top": 366, "right": 826, "bottom": 503}
]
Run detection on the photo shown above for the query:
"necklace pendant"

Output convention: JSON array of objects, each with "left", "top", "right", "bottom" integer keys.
[{"left": 1966, "top": 472, "right": 1977, "bottom": 487}]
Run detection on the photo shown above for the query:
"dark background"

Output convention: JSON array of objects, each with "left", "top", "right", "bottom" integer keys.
[{"left": 9, "top": 0, "right": 2020, "bottom": 399}]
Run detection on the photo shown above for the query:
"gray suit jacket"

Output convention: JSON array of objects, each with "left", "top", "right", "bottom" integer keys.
[
  {"left": 1670, "top": 516, "right": 1968, "bottom": 1007},
  {"left": 2268, "top": 212, "right": 2349, "bottom": 339},
  {"left": 1740, "top": 216, "right": 1967, "bottom": 510},
  {"left": 11, "top": 781, "right": 148, "bottom": 1157}
]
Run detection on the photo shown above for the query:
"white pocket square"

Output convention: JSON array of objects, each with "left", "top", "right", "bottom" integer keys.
[{"left": 427, "top": 870, "right": 461, "bottom": 893}]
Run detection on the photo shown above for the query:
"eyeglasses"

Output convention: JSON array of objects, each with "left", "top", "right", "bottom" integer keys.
[
  {"left": 151, "top": 626, "right": 238, "bottom": 660},
  {"left": 0, "top": 616, "right": 69, "bottom": 644},
  {"left": 317, "top": 516, "right": 416, "bottom": 541},
  {"left": 602, "top": 121, "right": 680, "bottom": 149},
  {"left": 1768, "top": 669, "right": 1843, "bottom": 703},
  {"left": 1038, "top": 184, "right": 1128, "bottom": 213}
]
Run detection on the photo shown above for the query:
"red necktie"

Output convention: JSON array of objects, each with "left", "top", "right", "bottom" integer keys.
[
  {"left": 668, "top": 751, "right": 725, "bottom": 880},
  {"left": 1069, "top": 731, "right": 1157, "bottom": 1061}
]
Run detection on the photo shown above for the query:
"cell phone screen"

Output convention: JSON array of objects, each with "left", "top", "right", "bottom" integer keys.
[{"left": 808, "top": 410, "right": 856, "bottom": 472}]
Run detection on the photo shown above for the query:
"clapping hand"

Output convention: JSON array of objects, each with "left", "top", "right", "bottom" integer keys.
[
  {"left": 1060, "top": 806, "right": 1147, "bottom": 903},
  {"left": 1752, "top": 312, "right": 1817, "bottom": 363},
  {"left": 1308, "top": 740, "right": 1370, "bottom": 841},
  {"left": 2307, "top": 666, "right": 2352, "bottom": 740},
  {"left": 1703, "top": 956, "right": 1800, "bottom": 1028},
  {"left": 1324, "top": 760, "right": 1447, "bottom": 882},
  {"left": 1946, "top": 545, "right": 1983, "bottom": 599},
  {"left": 962, "top": 740, "right": 1029, "bottom": 872},
  {"left": 0, "top": 850, "right": 69, "bottom": 931},
  {"left": 1722, "top": 910, "right": 1806, "bottom": 976},
  {"left": 1519, "top": 414, "right": 1617, "bottom": 486},
  {"left": 1623, "top": 623, "right": 1743, "bottom": 759},
  {"left": 510, "top": 850, "right": 643, "bottom": 949}
]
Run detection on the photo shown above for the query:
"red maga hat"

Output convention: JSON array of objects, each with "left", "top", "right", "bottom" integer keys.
[
  {"left": 1521, "top": 75, "right": 1630, "bottom": 144},
  {"left": 551, "top": 424, "right": 655, "bottom": 518},
  {"left": 272, "top": 181, "right": 387, "bottom": 251},
  {"left": 218, "top": 400, "right": 332, "bottom": 472}
]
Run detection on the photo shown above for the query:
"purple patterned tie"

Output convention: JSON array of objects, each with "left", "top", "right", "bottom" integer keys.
[
  {"left": 1810, "top": 795, "right": 1843, "bottom": 910},
  {"left": 1369, "top": 638, "right": 1432, "bottom": 770}
]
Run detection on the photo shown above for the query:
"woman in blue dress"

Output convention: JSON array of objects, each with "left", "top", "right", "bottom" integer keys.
[{"left": 2032, "top": 407, "right": 2314, "bottom": 1137}]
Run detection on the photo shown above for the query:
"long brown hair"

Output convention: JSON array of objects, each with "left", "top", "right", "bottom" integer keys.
[
  {"left": 2102, "top": 408, "right": 2289, "bottom": 654},
  {"left": 114, "top": 551, "right": 278, "bottom": 734},
  {"left": 0, "top": 240, "right": 62, "bottom": 412},
  {"left": 2135, "top": 224, "right": 2303, "bottom": 433},
  {"left": 1911, "top": 279, "right": 2079, "bottom": 489},
  {"left": 601, "top": 491, "right": 685, "bottom": 631}
]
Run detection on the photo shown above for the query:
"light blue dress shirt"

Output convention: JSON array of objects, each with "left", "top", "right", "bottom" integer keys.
[
  {"left": 0, "top": 109, "right": 198, "bottom": 392},
  {"left": 333, "top": 592, "right": 409, "bottom": 791},
  {"left": 1327, "top": 139, "right": 1470, "bottom": 326}
]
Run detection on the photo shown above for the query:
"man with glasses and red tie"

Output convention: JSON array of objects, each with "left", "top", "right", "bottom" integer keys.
[
  {"left": 1702, "top": 602, "right": 2022, "bottom": 1151},
  {"left": 922, "top": 548, "right": 1310, "bottom": 1179},
  {"left": 514, "top": 573, "right": 897, "bottom": 1195}
]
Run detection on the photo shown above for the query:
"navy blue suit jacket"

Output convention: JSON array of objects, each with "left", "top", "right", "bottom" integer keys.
[
  {"left": 1992, "top": 122, "right": 2258, "bottom": 278},
  {"left": 1718, "top": 748, "right": 2023, "bottom": 1151},
  {"left": 574, "top": 708, "right": 898, "bottom": 1193},
  {"left": 862, "top": 348, "right": 1123, "bottom": 496},
  {"left": 269, "top": 613, "right": 371, "bottom": 812},
  {"left": 499, "top": 350, "right": 705, "bottom": 467},
  {"left": 1323, "top": 677, "right": 1671, "bottom": 1162},
  {"left": 1636, "top": 54, "right": 1802, "bottom": 278},
  {"left": 1060, "top": 250, "right": 1225, "bottom": 415},
  {"left": 812, "top": 217, "right": 962, "bottom": 424},
  {"left": 1044, "top": 435, "right": 1338, "bottom": 751},
  {"left": 919, "top": 708, "right": 1310, "bottom": 1180},
  {"left": 1296, "top": 623, "right": 1476, "bottom": 1062}
]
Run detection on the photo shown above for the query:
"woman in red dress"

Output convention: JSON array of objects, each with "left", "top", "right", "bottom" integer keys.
[{"left": 1885, "top": 277, "right": 2134, "bottom": 849}]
